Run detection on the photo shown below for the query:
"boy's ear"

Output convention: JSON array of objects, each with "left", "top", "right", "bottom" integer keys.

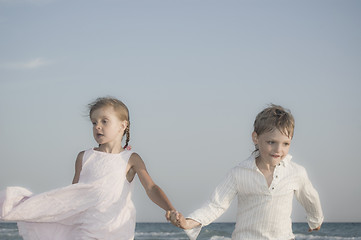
[{"left": 252, "top": 131, "right": 258, "bottom": 145}]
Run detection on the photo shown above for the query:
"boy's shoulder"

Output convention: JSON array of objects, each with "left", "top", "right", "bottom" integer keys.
[
  {"left": 284, "top": 156, "right": 310, "bottom": 179},
  {"left": 233, "top": 154, "right": 257, "bottom": 170},
  {"left": 286, "top": 156, "right": 306, "bottom": 170}
]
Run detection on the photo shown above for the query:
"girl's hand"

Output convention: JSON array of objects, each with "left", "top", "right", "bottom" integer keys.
[
  {"left": 165, "top": 210, "right": 174, "bottom": 221},
  {"left": 168, "top": 210, "right": 181, "bottom": 228},
  {"left": 170, "top": 211, "right": 190, "bottom": 229}
]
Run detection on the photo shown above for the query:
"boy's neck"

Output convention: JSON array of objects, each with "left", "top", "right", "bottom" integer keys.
[{"left": 256, "top": 156, "right": 280, "bottom": 172}]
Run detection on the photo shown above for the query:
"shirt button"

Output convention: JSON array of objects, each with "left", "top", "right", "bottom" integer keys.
[
  {"left": 275, "top": 175, "right": 279, "bottom": 178},
  {"left": 272, "top": 187, "right": 275, "bottom": 190}
]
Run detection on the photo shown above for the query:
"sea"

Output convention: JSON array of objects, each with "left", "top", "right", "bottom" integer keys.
[{"left": 0, "top": 222, "right": 360, "bottom": 240}]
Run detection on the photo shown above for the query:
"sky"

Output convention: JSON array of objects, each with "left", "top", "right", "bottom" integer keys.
[{"left": 0, "top": 0, "right": 360, "bottom": 224}]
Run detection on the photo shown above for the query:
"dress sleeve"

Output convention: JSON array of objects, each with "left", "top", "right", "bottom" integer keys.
[
  {"left": 294, "top": 168, "right": 324, "bottom": 229},
  {"left": 185, "top": 169, "right": 237, "bottom": 239}
]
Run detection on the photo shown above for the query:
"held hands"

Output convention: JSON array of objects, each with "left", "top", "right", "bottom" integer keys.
[{"left": 166, "top": 210, "right": 187, "bottom": 229}]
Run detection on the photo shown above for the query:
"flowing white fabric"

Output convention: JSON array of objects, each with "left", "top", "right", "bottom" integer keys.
[
  {"left": 0, "top": 149, "right": 136, "bottom": 240},
  {"left": 185, "top": 154, "right": 324, "bottom": 240}
]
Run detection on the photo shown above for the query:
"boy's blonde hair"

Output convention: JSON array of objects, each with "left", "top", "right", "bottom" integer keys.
[
  {"left": 253, "top": 104, "right": 295, "bottom": 139},
  {"left": 88, "top": 97, "right": 130, "bottom": 149}
]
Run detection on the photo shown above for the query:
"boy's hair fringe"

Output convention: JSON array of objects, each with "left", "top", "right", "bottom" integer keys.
[{"left": 253, "top": 104, "right": 295, "bottom": 139}]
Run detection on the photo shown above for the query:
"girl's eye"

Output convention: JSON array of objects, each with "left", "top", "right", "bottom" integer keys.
[
  {"left": 267, "top": 141, "right": 274, "bottom": 145},
  {"left": 92, "top": 122, "right": 96, "bottom": 126},
  {"left": 284, "top": 143, "right": 290, "bottom": 146}
]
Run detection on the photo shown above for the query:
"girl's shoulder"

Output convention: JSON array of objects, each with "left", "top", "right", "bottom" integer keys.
[
  {"left": 75, "top": 150, "right": 86, "bottom": 164},
  {"left": 128, "top": 152, "right": 149, "bottom": 168},
  {"left": 128, "top": 151, "right": 141, "bottom": 162},
  {"left": 75, "top": 148, "right": 97, "bottom": 167}
]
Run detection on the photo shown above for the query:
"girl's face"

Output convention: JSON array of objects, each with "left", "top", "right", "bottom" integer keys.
[
  {"left": 90, "top": 106, "right": 127, "bottom": 146},
  {"left": 252, "top": 128, "right": 292, "bottom": 163}
]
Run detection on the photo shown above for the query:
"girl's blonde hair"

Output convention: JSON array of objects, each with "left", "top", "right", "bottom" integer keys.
[
  {"left": 254, "top": 104, "right": 295, "bottom": 139},
  {"left": 88, "top": 97, "right": 130, "bottom": 149}
]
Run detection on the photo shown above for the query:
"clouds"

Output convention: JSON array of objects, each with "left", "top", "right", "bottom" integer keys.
[{"left": 1, "top": 58, "right": 52, "bottom": 70}]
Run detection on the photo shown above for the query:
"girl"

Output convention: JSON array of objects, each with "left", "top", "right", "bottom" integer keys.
[
  {"left": 170, "top": 104, "right": 323, "bottom": 240},
  {"left": 0, "top": 97, "right": 176, "bottom": 240}
]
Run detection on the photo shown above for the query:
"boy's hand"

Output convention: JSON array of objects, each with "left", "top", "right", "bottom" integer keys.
[{"left": 308, "top": 225, "right": 321, "bottom": 232}]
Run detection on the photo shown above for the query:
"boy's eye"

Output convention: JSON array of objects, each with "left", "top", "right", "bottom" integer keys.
[{"left": 267, "top": 141, "right": 274, "bottom": 145}]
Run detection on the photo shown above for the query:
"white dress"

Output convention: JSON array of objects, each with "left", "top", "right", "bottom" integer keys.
[{"left": 0, "top": 148, "right": 136, "bottom": 240}]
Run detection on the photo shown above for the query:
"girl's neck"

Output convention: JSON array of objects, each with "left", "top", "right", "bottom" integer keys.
[{"left": 96, "top": 143, "right": 124, "bottom": 154}]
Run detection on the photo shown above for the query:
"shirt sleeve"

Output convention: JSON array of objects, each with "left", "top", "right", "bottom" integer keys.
[
  {"left": 294, "top": 168, "right": 324, "bottom": 230},
  {"left": 185, "top": 169, "right": 237, "bottom": 239}
]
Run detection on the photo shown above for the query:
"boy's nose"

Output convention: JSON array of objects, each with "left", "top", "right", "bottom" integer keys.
[{"left": 274, "top": 144, "right": 282, "bottom": 153}]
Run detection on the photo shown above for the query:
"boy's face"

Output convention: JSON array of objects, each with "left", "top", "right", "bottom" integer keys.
[{"left": 252, "top": 128, "right": 292, "bottom": 163}]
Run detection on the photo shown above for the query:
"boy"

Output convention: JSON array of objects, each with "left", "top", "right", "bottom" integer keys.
[{"left": 170, "top": 105, "right": 323, "bottom": 240}]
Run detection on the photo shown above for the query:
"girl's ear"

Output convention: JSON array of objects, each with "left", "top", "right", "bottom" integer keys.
[
  {"left": 120, "top": 120, "right": 128, "bottom": 131},
  {"left": 252, "top": 131, "right": 258, "bottom": 145}
]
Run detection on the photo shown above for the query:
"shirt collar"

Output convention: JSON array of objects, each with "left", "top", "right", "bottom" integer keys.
[
  {"left": 240, "top": 153, "right": 292, "bottom": 169},
  {"left": 281, "top": 154, "right": 292, "bottom": 167}
]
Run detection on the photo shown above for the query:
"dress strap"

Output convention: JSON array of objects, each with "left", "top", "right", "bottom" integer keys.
[
  {"left": 82, "top": 148, "right": 94, "bottom": 167},
  {"left": 122, "top": 150, "right": 134, "bottom": 164}
]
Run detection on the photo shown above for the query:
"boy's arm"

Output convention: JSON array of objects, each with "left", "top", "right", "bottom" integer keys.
[
  {"left": 295, "top": 168, "right": 324, "bottom": 231},
  {"left": 188, "top": 169, "right": 237, "bottom": 225},
  {"left": 129, "top": 153, "right": 176, "bottom": 217},
  {"left": 179, "top": 169, "right": 238, "bottom": 239}
]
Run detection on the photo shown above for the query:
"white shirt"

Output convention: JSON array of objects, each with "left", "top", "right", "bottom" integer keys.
[{"left": 186, "top": 154, "right": 324, "bottom": 240}]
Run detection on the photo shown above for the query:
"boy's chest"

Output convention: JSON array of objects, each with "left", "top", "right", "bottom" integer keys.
[
  {"left": 257, "top": 168, "right": 274, "bottom": 188},
  {"left": 237, "top": 168, "right": 300, "bottom": 196}
]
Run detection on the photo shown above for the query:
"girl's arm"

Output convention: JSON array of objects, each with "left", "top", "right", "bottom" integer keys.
[
  {"left": 128, "top": 153, "right": 176, "bottom": 214},
  {"left": 72, "top": 151, "right": 84, "bottom": 184}
]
